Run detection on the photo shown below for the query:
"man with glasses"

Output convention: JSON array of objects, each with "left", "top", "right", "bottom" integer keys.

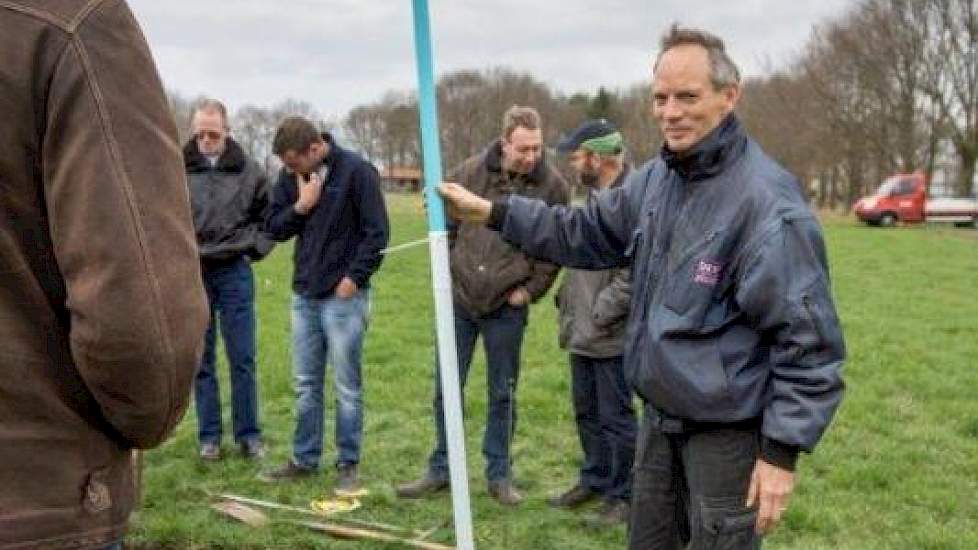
[{"left": 185, "top": 99, "right": 274, "bottom": 461}]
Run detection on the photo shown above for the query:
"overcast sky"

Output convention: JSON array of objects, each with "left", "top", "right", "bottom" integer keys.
[{"left": 129, "top": 1, "right": 857, "bottom": 121}]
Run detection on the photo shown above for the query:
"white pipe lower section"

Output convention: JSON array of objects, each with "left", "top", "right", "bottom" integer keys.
[{"left": 428, "top": 231, "right": 474, "bottom": 550}]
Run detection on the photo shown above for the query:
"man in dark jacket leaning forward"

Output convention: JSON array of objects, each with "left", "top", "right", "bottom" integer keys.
[
  {"left": 438, "top": 26, "right": 845, "bottom": 549},
  {"left": 184, "top": 98, "right": 275, "bottom": 461},
  {"left": 259, "top": 117, "right": 389, "bottom": 495},
  {"left": 397, "top": 106, "right": 570, "bottom": 505}
]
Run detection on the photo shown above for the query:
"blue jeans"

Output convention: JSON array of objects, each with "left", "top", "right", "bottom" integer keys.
[
  {"left": 290, "top": 291, "right": 369, "bottom": 469},
  {"left": 428, "top": 304, "right": 528, "bottom": 482},
  {"left": 194, "top": 258, "right": 261, "bottom": 445},
  {"left": 570, "top": 353, "right": 637, "bottom": 503}
]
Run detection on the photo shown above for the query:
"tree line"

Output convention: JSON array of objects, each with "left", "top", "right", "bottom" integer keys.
[{"left": 169, "top": 0, "right": 977, "bottom": 209}]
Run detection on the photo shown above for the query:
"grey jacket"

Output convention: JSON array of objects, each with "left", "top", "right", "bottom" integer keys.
[
  {"left": 184, "top": 137, "right": 275, "bottom": 263},
  {"left": 492, "top": 115, "right": 845, "bottom": 466},
  {"left": 556, "top": 169, "right": 631, "bottom": 358}
]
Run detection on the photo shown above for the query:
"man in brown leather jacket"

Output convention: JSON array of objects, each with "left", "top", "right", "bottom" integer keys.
[
  {"left": 397, "top": 106, "right": 570, "bottom": 505},
  {"left": 0, "top": 1, "right": 209, "bottom": 547}
]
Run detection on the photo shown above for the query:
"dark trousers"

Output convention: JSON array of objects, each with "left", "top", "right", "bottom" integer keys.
[
  {"left": 429, "top": 304, "right": 528, "bottom": 482},
  {"left": 570, "top": 353, "right": 637, "bottom": 502},
  {"left": 194, "top": 257, "right": 261, "bottom": 445},
  {"left": 629, "top": 409, "right": 761, "bottom": 550}
]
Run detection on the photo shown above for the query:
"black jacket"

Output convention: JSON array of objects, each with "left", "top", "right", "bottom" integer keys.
[
  {"left": 184, "top": 137, "right": 275, "bottom": 263},
  {"left": 265, "top": 134, "right": 389, "bottom": 298},
  {"left": 492, "top": 115, "right": 845, "bottom": 469}
]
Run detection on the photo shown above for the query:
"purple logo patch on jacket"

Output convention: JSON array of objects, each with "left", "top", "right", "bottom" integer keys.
[{"left": 693, "top": 259, "right": 723, "bottom": 286}]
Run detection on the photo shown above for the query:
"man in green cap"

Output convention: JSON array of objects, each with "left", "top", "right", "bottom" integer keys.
[{"left": 547, "top": 119, "right": 637, "bottom": 525}]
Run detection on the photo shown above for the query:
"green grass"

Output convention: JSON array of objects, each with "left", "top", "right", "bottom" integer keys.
[{"left": 129, "top": 196, "right": 978, "bottom": 548}]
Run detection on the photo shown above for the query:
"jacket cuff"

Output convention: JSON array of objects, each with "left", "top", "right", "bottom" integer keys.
[
  {"left": 346, "top": 271, "right": 368, "bottom": 290},
  {"left": 523, "top": 281, "right": 546, "bottom": 303},
  {"left": 250, "top": 235, "right": 275, "bottom": 261},
  {"left": 487, "top": 198, "right": 509, "bottom": 231},
  {"left": 291, "top": 204, "right": 311, "bottom": 219},
  {"left": 760, "top": 437, "right": 800, "bottom": 472}
]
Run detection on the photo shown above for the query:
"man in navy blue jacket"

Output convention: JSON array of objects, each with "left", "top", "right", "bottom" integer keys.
[
  {"left": 259, "top": 117, "right": 389, "bottom": 494},
  {"left": 437, "top": 26, "right": 845, "bottom": 549}
]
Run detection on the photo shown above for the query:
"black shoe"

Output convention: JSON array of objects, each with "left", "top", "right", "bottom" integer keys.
[
  {"left": 257, "top": 460, "right": 315, "bottom": 483},
  {"left": 395, "top": 475, "right": 449, "bottom": 499},
  {"left": 199, "top": 442, "right": 221, "bottom": 461},
  {"left": 239, "top": 439, "right": 265, "bottom": 460},
  {"left": 547, "top": 484, "right": 597, "bottom": 509},
  {"left": 335, "top": 463, "right": 361, "bottom": 495},
  {"left": 584, "top": 500, "right": 630, "bottom": 526},
  {"left": 488, "top": 479, "right": 523, "bottom": 506}
]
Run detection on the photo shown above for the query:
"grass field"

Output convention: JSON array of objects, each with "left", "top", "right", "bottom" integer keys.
[{"left": 129, "top": 194, "right": 978, "bottom": 549}]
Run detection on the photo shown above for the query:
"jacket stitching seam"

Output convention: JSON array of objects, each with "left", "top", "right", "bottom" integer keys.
[
  {"left": 67, "top": 20, "right": 176, "bottom": 443},
  {"left": 0, "top": 1, "right": 69, "bottom": 28},
  {"left": 67, "top": 0, "right": 106, "bottom": 33}
]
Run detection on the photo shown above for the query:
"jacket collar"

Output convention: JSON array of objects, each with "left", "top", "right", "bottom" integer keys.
[
  {"left": 660, "top": 113, "right": 745, "bottom": 182},
  {"left": 184, "top": 137, "right": 247, "bottom": 174},
  {"left": 609, "top": 164, "right": 630, "bottom": 189},
  {"left": 485, "top": 139, "right": 547, "bottom": 185},
  {"left": 587, "top": 164, "right": 630, "bottom": 197},
  {"left": 320, "top": 132, "right": 340, "bottom": 168}
]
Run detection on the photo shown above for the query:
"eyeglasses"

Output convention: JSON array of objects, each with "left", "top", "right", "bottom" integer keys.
[{"left": 195, "top": 130, "right": 223, "bottom": 141}]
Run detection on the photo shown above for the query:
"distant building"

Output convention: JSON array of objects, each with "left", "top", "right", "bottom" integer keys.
[{"left": 382, "top": 167, "right": 423, "bottom": 193}]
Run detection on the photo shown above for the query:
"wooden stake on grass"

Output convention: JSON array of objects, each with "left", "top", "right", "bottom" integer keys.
[{"left": 211, "top": 499, "right": 455, "bottom": 550}]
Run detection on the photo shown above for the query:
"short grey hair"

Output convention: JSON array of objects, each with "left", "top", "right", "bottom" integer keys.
[
  {"left": 191, "top": 98, "right": 229, "bottom": 128},
  {"left": 654, "top": 24, "right": 741, "bottom": 90}
]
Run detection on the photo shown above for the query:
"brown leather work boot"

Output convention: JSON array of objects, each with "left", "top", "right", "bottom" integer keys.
[
  {"left": 395, "top": 475, "right": 449, "bottom": 499},
  {"left": 257, "top": 460, "right": 316, "bottom": 483},
  {"left": 335, "top": 463, "right": 361, "bottom": 495},
  {"left": 239, "top": 438, "right": 265, "bottom": 460},
  {"left": 547, "top": 484, "right": 598, "bottom": 509},
  {"left": 199, "top": 442, "right": 221, "bottom": 461},
  {"left": 488, "top": 479, "right": 524, "bottom": 506},
  {"left": 584, "top": 500, "right": 630, "bottom": 526}
]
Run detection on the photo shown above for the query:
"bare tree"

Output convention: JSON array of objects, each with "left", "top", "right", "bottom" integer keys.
[
  {"left": 344, "top": 104, "right": 385, "bottom": 165},
  {"left": 925, "top": 0, "right": 978, "bottom": 194},
  {"left": 166, "top": 89, "right": 196, "bottom": 145},
  {"left": 233, "top": 105, "right": 276, "bottom": 170}
]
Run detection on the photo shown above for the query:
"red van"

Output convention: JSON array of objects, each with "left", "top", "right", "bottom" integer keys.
[{"left": 854, "top": 172, "right": 978, "bottom": 228}]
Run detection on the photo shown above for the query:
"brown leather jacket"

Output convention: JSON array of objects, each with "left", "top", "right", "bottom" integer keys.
[
  {"left": 449, "top": 140, "right": 570, "bottom": 316},
  {"left": 0, "top": 1, "right": 208, "bottom": 547}
]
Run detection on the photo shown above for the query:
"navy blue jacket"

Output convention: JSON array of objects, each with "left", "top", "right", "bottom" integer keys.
[
  {"left": 266, "top": 135, "right": 389, "bottom": 298},
  {"left": 491, "top": 115, "right": 845, "bottom": 468}
]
